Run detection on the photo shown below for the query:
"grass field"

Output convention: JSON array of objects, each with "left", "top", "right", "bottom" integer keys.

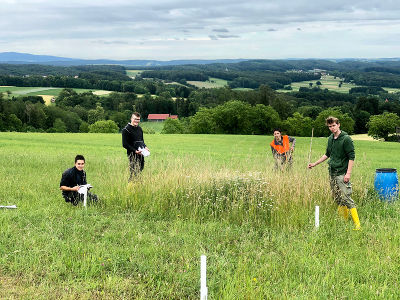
[
  {"left": 0, "top": 87, "right": 112, "bottom": 104},
  {"left": 0, "top": 132, "right": 400, "bottom": 299},
  {"left": 277, "top": 75, "right": 400, "bottom": 94},
  {"left": 187, "top": 77, "right": 228, "bottom": 89},
  {"left": 126, "top": 70, "right": 143, "bottom": 78}
]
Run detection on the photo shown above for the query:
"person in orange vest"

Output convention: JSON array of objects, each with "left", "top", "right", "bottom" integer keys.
[{"left": 270, "top": 128, "right": 296, "bottom": 170}]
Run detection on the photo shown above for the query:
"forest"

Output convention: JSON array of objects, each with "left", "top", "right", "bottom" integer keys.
[{"left": 1, "top": 59, "right": 400, "bottom": 139}]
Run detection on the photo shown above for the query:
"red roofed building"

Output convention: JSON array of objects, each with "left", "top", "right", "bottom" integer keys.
[{"left": 147, "top": 114, "right": 178, "bottom": 122}]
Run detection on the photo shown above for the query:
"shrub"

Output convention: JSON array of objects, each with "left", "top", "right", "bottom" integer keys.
[
  {"left": 161, "top": 118, "right": 184, "bottom": 134},
  {"left": 367, "top": 112, "right": 400, "bottom": 140},
  {"left": 88, "top": 120, "right": 119, "bottom": 133}
]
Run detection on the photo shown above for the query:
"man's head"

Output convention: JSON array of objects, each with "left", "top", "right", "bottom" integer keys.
[
  {"left": 131, "top": 112, "right": 141, "bottom": 127},
  {"left": 74, "top": 155, "right": 85, "bottom": 171},
  {"left": 273, "top": 128, "right": 282, "bottom": 141},
  {"left": 326, "top": 116, "right": 340, "bottom": 134}
]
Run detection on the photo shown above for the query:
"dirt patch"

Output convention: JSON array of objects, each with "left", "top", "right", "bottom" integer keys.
[
  {"left": 350, "top": 134, "right": 379, "bottom": 141},
  {"left": 93, "top": 90, "right": 112, "bottom": 96}
]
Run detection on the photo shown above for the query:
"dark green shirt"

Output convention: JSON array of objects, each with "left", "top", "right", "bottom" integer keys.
[{"left": 325, "top": 131, "right": 355, "bottom": 176}]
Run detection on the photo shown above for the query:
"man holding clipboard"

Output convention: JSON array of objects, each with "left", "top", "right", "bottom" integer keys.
[{"left": 122, "top": 112, "right": 150, "bottom": 181}]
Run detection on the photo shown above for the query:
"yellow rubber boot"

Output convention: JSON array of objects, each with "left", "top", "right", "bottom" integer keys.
[
  {"left": 337, "top": 206, "right": 349, "bottom": 220},
  {"left": 350, "top": 208, "right": 361, "bottom": 230}
]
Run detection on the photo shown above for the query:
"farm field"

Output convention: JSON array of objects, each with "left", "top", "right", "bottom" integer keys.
[
  {"left": 277, "top": 75, "right": 400, "bottom": 94},
  {"left": 187, "top": 77, "right": 228, "bottom": 88},
  {"left": 126, "top": 70, "right": 143, "bottom": 78},
  {"left": 0, "top": 86, "right": 112, "bottom": 104},
  {"left": 0, "top": 132, "right": 400, "bottom": 299}
]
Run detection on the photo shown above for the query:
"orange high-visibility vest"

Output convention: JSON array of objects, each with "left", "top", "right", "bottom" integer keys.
[{"left": 270, "top": 135, "right": 290, "bottom": 154}]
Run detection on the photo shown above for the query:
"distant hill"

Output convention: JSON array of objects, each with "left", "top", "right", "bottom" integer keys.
[{"left": 0, "top": 52, "right": 248, "bottom": 67}]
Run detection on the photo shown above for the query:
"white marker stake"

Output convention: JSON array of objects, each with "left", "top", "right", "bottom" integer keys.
[
  {"left": 315, "top": 206, "right": 319, "bottom": 228},
  {"left": 200, "top": 255, "right": 208, "bottom": 300},
  {"left": 83, "top": 190, "right": 87, "bottom": 208}
]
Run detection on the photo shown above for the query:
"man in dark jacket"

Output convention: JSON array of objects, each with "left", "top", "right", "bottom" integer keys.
[
  {"left": 122, "top": 112, "right": 150, "bottom": 180},
  {"left": 308, "top": 116, "right": 361, "bottom": 230},
  {"left": 60, "top": 155, "right": 97, "bottom": 205}
]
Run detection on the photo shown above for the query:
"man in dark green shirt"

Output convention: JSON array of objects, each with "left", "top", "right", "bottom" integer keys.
[{"left": 308, "top": 116, "right": 361, "bottom": 230}]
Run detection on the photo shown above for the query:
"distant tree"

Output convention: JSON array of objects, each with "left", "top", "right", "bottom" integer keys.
[
  {"left": 316, "top": 81, "right": 322, "bottom": 86},
  {"left": 309, "top": 82, "right": 313, "bottom": 88},
  {"left": 353, "top": 110, "right": 370, "bottom": 134},
  {"left": 367, "top": 112, "right": 400, "bottom": 140},
  {"left": 189, "top": 107, "right": 217, "bottom": 134},
  {"left": 355, "top": 96, "right": 379, "bottom": 115},
  {"left": 314, "top": 108, "right": 355, "bottom": 137},
  {"left": 6, "top": 114, "right": 23, "bottom": 131},
  {"left": 87, "top": 104, "right": 105, "bottom": 124},
  {"left": 52, "top": 118, "right": 67, "bottom": 133},
  {"left": 249, "top": 104, "right": 280, "bottom": 135},
  {"left": 89, "top": 120, "right": 119, "bottom": 133},
  {"left": 79, "top": 121, "right": 90, "bottom": 133},
  {"left": 161, "top": 118, "right": 185, "bottom": 134},
  {"left": 283, "top": 112, "right": 313, "bottom": 137}
]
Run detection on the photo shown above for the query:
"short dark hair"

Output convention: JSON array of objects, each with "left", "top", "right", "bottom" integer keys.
[
  {"left": 131, "top": 112, "right": 141, "bottom": 119},
  {"left": 75, "top": 155, "right": 85, "bottom": 163},
  {"left": 273, "top": 128, "right": 282, "bottom": 133},
  {"left": 325, "top": 116, "right": 339, "bottom": 125}
]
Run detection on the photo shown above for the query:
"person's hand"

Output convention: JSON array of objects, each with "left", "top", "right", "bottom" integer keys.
[
  {"left": 344, "top": 173, "right": 351, "bottom": 183},
  {"left": 135, "top": 149, "right": 142, "bottom": 155},
  {"left": 290, "top": 147, "right": 294, "bottom": 152},
  {"left": 307, "top": 163, "right": 315, "bottom": 169},
  {"left": 72, "top": 185, "right": 80, "bottom": 192}
]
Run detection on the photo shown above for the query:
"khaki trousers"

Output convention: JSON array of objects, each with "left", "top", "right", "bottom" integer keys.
[{"left": 329, "top": 174, "right": 356, "bottom": 208}]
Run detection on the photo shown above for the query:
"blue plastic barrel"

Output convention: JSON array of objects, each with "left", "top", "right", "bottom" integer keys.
[{"left": 374, "top": 168, "right": 399, "bottom": 201}]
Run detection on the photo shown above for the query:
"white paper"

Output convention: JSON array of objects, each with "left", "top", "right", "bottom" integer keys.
[
  {"left": 138, "top": 147, "right": 150, "bottom": 157},
  {"left": 78, "top": 184, "right": 93, "bottom": 194}
]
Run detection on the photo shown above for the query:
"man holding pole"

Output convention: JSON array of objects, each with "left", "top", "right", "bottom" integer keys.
[
  {"left": 308, "top": 116, "right": 361, "bottom": 230},
  {"left": 270, "top": 128, "right": 296, "bottom": 170}
]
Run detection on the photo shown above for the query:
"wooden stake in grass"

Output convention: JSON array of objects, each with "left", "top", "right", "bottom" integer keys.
[
  {"left": 200, "top": 255, "right": 208, "bottom": 300},
  {"left": 308, "top": 128, "right": 314, "bottom": 165}
]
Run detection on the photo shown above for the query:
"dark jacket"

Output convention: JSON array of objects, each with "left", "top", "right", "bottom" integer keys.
[
  {"left": 60, "top": 167, "right": 87, "bottom": 197},
  {"left": 325, "top": 131, "right": 355, "bottom": 176},
  {"left": 122, "top": 123, "right": 146, "bottom": 156}
]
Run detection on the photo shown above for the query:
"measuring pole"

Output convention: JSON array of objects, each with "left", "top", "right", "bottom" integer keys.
[
  {"left": 200, "top": 255, "right": 208, "bottom": 300},
  {"left": 315, "top": 206, "right": 319, "bottom": 228}
]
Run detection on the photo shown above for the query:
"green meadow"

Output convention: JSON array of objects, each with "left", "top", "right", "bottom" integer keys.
[
  {"left": 0, "top": 132, "right": 400, "bottom": 299},
  {"left": 0, "top": 86, "right": 111, "bottom": 100},
  {"left": 277, "top": 75, "right": 400, "bottom": 94},
  {"left": 187, "top": 77, "right": 228, "bottom": 89},
  {"left": 126, "top": 70, "right": 143, "bottom": 78}
]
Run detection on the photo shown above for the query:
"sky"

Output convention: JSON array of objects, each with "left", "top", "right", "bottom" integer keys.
[{"left": 1, "top": 0, "right": 400, "bottom": 60}]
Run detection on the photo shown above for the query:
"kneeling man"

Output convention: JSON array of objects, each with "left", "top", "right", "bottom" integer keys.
[{"left": 60, "top": 155, "right": 98, "bottom": 205}]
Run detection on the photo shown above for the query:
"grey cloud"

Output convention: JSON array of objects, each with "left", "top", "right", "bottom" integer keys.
[
  {"left": 209, "top": 35, "right": 218, "bottom": 40},
  {"left": 213, "top": 28, "right": 229, "bottom": 32},
  {"left": 217, "top": 34, "right": 240, "bottom": 39},
  {"left": 92, "top": 40, "right": 129, "bottom": 45},
  {"left": 267, "top": 28, "right": 277, "bottom": 32}
]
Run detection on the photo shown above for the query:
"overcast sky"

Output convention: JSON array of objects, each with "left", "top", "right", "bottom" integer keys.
[{"left": 1, "top": 0, "right": 400, "bottom": 60}]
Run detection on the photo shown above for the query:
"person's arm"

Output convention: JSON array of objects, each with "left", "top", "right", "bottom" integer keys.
[
  {"left": 289, "top": 137, "right": 296, "bottom": 151},
  {"left": 344, "top": 160, "right": 354, "bottom": 183},
  {"left": 60, "top": 185, "right": 80, "bottom": 192},
  {"left": 308, "top": 154, "right": 329, "bottom": 169}
]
